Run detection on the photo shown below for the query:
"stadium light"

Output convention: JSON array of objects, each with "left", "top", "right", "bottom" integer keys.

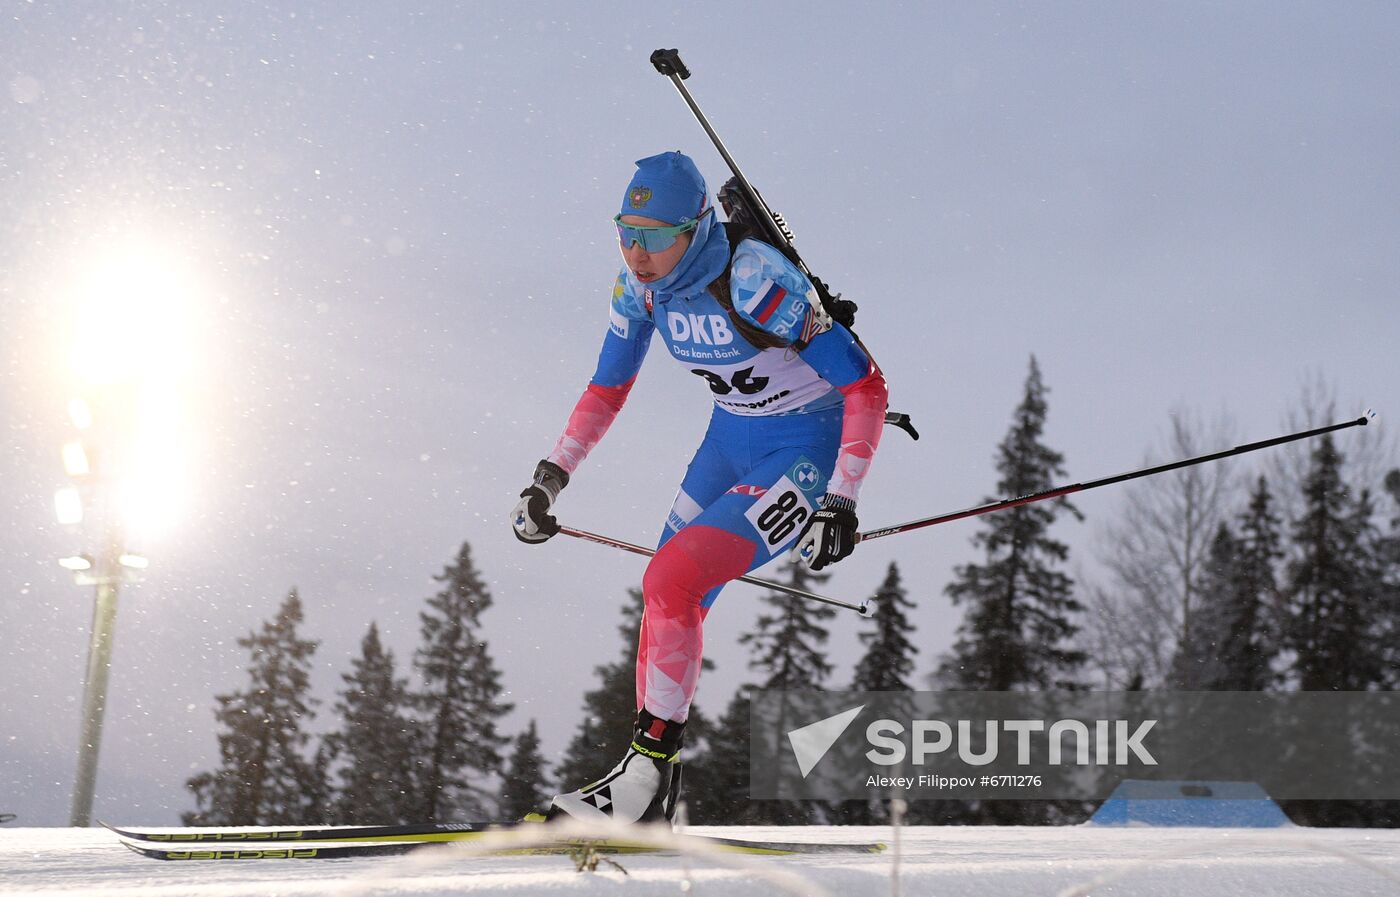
[
  {"left": 68, "top": 398, "right": 93, "bottom": 430},
  {"left": 61, "top": 441, "right": 90, "bottom": 477},
  {"left": 58, "top": 555, "right": 93, "bottom": 572},
  {"left": 118, "top": 554, "right": 149, "bottom": 570},
  {"left": 59, "top": 235, "right": 200, "bottom": 828},
  {"left": 54, "top": 487, "right": 84, "bottom": 526}
]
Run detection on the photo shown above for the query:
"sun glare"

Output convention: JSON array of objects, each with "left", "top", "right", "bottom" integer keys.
[{"left": 62, "top": 235, "right": 206, "bottom": 542}]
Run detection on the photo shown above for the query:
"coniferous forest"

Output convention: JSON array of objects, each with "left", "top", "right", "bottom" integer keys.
[{"left": 185, "top": 359, "right": 1400, "bottom": 827}]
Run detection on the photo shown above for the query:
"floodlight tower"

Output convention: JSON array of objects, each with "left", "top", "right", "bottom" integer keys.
[
  {"left": 55, "top": 241, "right": 190, "bottom": 827},
  {"left": 56, "top": 404, "right": 149, "bottom": 828}
]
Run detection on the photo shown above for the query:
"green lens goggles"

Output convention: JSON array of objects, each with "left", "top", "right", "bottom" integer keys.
[{"left": 614, "top": 209, "right": 710, "bottom": 253}]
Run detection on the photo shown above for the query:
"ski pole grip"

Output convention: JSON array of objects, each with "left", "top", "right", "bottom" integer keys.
[{"left": 650, "top": 49, "right": 690, "bottom": 80}]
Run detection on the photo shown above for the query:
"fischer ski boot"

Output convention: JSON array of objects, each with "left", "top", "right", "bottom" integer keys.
[{"left": 548, "top": 709, "right": 685, "bottom": 824}]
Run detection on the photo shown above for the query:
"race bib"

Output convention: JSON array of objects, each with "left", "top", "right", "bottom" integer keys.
[{"left": 744, "top": 458, "right": 825, "bottom": 553}]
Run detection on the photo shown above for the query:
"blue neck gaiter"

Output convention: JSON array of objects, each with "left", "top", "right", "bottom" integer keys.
[{"left": 640, "top": 212, "right": 730, "bottom": 302}]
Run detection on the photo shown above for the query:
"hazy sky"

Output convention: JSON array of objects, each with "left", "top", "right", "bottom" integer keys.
[{"left": 2, "top": 1, "right": 1396, "bottom": 825}]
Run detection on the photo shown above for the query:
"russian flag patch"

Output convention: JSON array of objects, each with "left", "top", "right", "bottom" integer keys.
[{"left": 741, "top": 279, "right": 788, "bottom": 326}]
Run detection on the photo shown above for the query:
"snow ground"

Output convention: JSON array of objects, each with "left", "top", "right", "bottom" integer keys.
[{"left": 3, "top": 825, "right": 1400, "bottom": 897}]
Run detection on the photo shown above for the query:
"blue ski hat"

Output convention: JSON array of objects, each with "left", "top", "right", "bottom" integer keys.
[{"left": 619, "top": 151, "right": 710, "bottom": 225}]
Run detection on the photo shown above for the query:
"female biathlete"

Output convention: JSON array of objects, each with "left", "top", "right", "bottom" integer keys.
[{"left": 512, "top": 151, "right": 888, "bottom": 824}]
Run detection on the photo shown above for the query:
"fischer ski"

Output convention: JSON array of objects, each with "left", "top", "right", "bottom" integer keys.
[
  {"left": 122, "top": 841, "right": 425, "bottom": 861},
  {"left": 102, "top": 819, "right": 500, "bottom": 844},
  {"left": 118, "top": 837, "right": 670, "bottom": 861},
  {"left": 110, "top": 825, "right": 886, "bottom": 861}
]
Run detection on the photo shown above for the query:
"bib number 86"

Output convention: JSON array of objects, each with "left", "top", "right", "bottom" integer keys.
[{"left": 756, "top": 489, "right": 809, "bottom": 546}]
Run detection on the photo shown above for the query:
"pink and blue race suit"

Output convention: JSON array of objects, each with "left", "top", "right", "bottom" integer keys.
[{"left": 547, "top": 224, "right": 887, "bottom": 724}]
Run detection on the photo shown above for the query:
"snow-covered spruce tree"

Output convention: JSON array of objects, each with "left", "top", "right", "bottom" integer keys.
[
  {"left": 1229, "top": 477, "right": 1287, "bottom": 686},
  {"left": 836, "top": 562, "right": 918, "bottom": 824},
  {"left": 932, "top": 358, "right": 1086, "bottom": 825},
  {"left": 738, "top": 556, "right": 836, "bottom": 824},
  {"left": 303, "top": 742, "right": 336, "bottom": 823},
  {"left": 554, "top": 588, "right": 646, "bottom": 792},
  {"left": 499, "top": 720, "right": 552, "bottom": 821},
  {"left": 1283, "top": 435, "right": 1387, "bottom": 692},
  {"left": 686, "top": 689, "right": 763, "bottom": 825},
  {"left": 937, "top": 356, "right": 1085, "bottom": 693},
  {"left": 413, "top": 541, "right": 512, "bottom": 821},
  {"left": 1382, "top": 469, "right": 1400, "bottom": 678},
  {"left": 851, "top": 562, "right": 918, "bottom": 691},
  {"left": 184, "top": 588, "right": 326, "bottom": 825},
  {"left": 324, "top": 622, "right": 421, "bottom": 824},
  {"left": 1280, "top": 439, "right": 1398, "bottom": 827},
  {"left": 741, "top": 556, "right": 836, "bottom": 691},
  {"left": 1170, "top": 477, "right": 1284, "bottom": 690},
  {"left": 1169, "top": 524, "right": 1243, "bottom": 689}
]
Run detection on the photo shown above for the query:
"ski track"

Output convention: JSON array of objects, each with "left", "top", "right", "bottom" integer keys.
[{"left": 3, "top": 826, "right": 1400, "bottom": 896}]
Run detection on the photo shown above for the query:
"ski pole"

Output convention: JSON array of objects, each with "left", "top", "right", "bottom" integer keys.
[
  {"left": 558, "top": 524, "right": 873, "bottom": 617},
  {"left": 858, "top": 411, "right": 1376, "bottom": 545}
]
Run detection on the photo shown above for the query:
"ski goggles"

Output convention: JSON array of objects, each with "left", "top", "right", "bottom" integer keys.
[{"left": 614, "top": 208, "right": 711, "bottom": 253}]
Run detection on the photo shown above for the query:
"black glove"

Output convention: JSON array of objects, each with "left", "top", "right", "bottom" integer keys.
[
  {"left": 510, "top": 460, "right": 569, "bottom": 544},
  {"left": 792, "top": 494, "right": 858, "bottom": 571}
]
